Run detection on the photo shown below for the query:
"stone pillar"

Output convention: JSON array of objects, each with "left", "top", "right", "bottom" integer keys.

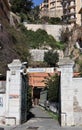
[
  {"left": 5, "top": 59, "right": 23, "bottom": 125},
  {"left": 59, "top": 57, "right": 74, "bottom": 126}
]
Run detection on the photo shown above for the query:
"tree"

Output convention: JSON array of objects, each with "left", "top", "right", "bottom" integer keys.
[
  {"left": 59, "top": 27, "right": 70, "bottom": 43},
  {"left": 44, "top": 50, "right": 59, "bottom": 67},
  {"left": 41, "top": 16, "right": 49, "bottom": 24},
  {"left": 30, "top": 6, "right": 40, "bottom": 23},
  {"left": 45, "top": 74, "right": 60, "bottom": 102},
  {"left": 10, "top": 0, "right": 33, "bottom": 14}
]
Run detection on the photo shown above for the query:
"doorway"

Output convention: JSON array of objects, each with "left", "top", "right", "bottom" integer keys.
[{"left": 33, "top": 87, "right": 41, "bottom": 105}]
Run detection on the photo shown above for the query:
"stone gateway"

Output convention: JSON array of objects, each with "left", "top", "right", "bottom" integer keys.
[{"left": 59, "top": 58, "right": 82, "bottom": 126}]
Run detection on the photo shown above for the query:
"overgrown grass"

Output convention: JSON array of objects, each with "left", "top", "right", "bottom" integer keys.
[
  {"left": 20, "top": 24, "right": 65, "bottom": 50},
  {"left": 55, "top": 41, "right": 65, "bottom": 50},
  {"left": 46, "top": 110, "right": 59, "bottom": 120}
]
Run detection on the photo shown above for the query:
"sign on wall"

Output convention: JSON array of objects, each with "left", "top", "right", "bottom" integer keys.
[
  {"left": 27, "top": 68, "right": 54, "bottom": 73},
  {"left": 9, "top": 94, "right": 19, "bottom": 99}
]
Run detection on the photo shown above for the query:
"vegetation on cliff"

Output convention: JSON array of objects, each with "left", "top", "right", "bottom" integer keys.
[
  {"left": 60, "top": 24, "right": 82, "bottom": 73},
  {"left": 20, "top": 24, "right": 64, "bottom": 49},
  {"left": 0, "top": 21, "right": 31, "bottom": 75},
  {"left": 44, "top": 50, "right": 59, "bottom": 67},
  {"left": 0, "top": 20, "right": 64, "bottom": 74}
]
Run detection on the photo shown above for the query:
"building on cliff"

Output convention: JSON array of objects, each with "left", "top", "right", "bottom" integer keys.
[
  {"left": 39, "top": 0, "right": 63, "bottom": 18},
  {"left": 61, "top": 0, "right": 81, "bottom": 25}
]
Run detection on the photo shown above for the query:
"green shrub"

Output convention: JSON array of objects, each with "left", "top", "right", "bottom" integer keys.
[
  {"left": 45, "top": 74, "right": 60, "bottom": 102},
  {"left": 49, "top": 17, "right": 62, "bottom": 24}
]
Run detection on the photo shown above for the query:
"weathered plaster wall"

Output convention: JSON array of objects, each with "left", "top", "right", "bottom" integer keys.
[
  {"left": 59, "top": 59, "right": 74, "bottom": 126},
  {"left": 0, "top": 94, "right": 6, "bottom": 125},
  {"left": 59, "top": 58, "right": 82, "bottom": 126},
  {"left": 5, "top": 59, "right": 28, "bottom": 126},
  {"left": 30, "top": 49, "right": 64, "bottom": 61},
  {"left": 73, "top": 78, "right": 82, "bottom": 125}
]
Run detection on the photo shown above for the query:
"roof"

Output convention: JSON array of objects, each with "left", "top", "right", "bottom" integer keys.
[{"left": 28, "top": 72, "right": 54, "bottom": 87}]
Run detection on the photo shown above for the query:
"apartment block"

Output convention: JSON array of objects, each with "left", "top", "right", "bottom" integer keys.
[
  {"left": 79, "top": 7, "right": 82, "bottom": 26},
  {"left": 62, "top": 0, "right": 81, "bottom": 25},
  {"left": 40, "top": 0, "right": 63, "bottom": 18}
]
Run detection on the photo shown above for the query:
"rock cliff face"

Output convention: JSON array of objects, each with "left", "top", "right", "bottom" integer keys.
[
  {"left": 0, "top": 26, "right": 20, "bottom": 74},
  {"left": 0, "top": 19, "right": 30, "bottom": 75},
  {"left": 67, "top": 25, "right": 82, "bottom": 71},
  {"left": 0, "top": 0, "right": 10, "bottom": 23},
  {"left": 0, "top": 1, "right": 20, "bottom": 74}
]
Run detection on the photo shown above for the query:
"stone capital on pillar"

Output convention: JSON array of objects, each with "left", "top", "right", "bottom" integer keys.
[
  {"left": 8, "top": 59, "right": 22, "bottom": 71},
  {"left": 58, "top": 57, "right": 74, "bottom": 68}
]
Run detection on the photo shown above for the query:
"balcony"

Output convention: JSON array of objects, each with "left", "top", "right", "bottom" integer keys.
[
  {"left": 50, "top": 3, "right": 56, "bottom": 9},
  {"left": 69, "top": 0, "right": 75, "bottom": 2},
  {"left": 68, "top": 5, "right": 75, "bottom": 10},
  {"left": 68, "top": 1, "right": 75, "bottom": 9},
  {"left": 50, "top": 0, "right": 56, "bottom": 3},
  {"left": 57, "top": 0, "right": 62, "bottom": 2},
  {"left": 40, "top": 2, "right": 48, "bottom": 10},
  {"left": 68, "top": 18, "right": 76, "bottom": 23},
  {"left": 63, "top": 0, "right": 68, "bottom": 1},
  {"left": 67, "top": 9, "right": 76, "bottom": 16}
]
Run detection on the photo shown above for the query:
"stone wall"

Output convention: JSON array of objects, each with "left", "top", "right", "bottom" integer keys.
[
  {"left": 30, "top": 49, "right": 48, "bottom": 61},
  {"left": 5, "top": 59, "right": 28, "bottom": 126},
  {"left": 73, "top": 78, "right": 82, "bottom": 125},
  {"left": 59, "top": 58, "right": 82, "bottom": 126},
  {"left": 0, "top": 80, "right": 6, "bottom": 125},
  {"left": 30, "top": 49, "right": 63, "bottom": 62},
  {"left": 24, "top": 24, "right": 70, "bottom": 41},
  {"left": 59, "top": 58, "right": 74, "bottom": 126}
]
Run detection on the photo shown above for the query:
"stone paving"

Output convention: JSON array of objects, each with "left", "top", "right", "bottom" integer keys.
[{"left": 3, "top": 106, "right": 82, "bottom": 130}]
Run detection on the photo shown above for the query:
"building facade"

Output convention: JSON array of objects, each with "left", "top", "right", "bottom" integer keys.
[
  {"left": 79, "top": 7, "right": 82, "bottom": 26},
  {"left": 40, "top": 0, "right": 63, "bottom": 18},
  {"left": 62, "top": 0, "right": 81, "bottom": 25}
]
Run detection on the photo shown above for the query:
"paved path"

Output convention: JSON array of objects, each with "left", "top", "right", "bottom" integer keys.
[
  {"left": 3, "top": 106, "right": 82, "bottom": 130},
  {"left": 26, "top": 105, "right": 60, "bottom": 130}
]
